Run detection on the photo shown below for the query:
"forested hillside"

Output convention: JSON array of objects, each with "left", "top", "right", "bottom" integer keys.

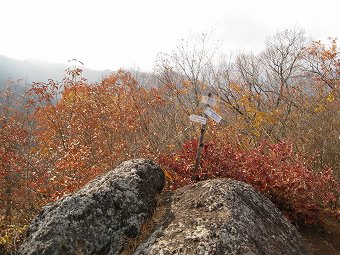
[
  {"left": 0, "top": 55, "right": 111, "bottom": 89},
  {"left": 0, "top": 29, "right": 339, "bottom": 253}
]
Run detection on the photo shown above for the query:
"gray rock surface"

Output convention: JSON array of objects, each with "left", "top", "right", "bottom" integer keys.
[
  {"left": 134, "top": 178, "right": 311, "bottom": 255},
  {"left": 20, "top": 160, "right": 312, "bottom": 255},
  {"left": 19, "top": 159, "right": 164, "bottom": 255}
]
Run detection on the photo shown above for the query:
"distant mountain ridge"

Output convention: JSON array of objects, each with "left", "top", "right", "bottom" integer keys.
[{"left": 0, "top": 55, "right": 112, "bottom": 88}]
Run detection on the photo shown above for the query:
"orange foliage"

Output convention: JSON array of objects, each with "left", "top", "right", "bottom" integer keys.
[
  {"left": 28, "top": 69, "right": 165, "bottom": 200},
  {"left": 0, "top": 33, "right": 339, "bottom": 253}
]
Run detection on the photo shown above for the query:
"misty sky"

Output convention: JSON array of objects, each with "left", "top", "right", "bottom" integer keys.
[{"left": 0, "top": 0, "right": 339, "bottom": 71}]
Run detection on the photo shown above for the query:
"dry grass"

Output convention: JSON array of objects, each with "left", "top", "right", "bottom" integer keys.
[{"left": 119, "top": 194, "right": 169, "bottom": 255}]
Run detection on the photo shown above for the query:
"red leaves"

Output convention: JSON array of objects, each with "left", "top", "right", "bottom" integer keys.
[
  {"left": 24, "top": 69, "right": 167, "bottom": 202},
  {"left": 158, "top": 139, "right": 339, "bottom": 224}
]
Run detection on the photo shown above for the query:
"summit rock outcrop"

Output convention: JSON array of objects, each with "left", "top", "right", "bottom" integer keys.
[{"left": 19, "top": 159, "right": 311, "bottom": 255}]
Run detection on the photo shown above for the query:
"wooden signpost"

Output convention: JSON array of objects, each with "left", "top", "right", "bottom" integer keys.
[{"left": 188, "top": 93, "right": 222, "bottom": 178}]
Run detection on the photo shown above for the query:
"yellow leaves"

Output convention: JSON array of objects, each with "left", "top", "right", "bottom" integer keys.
[
  {"left": 326, "top": 92, "right": 335, "bottom": 102},
  {"left": 182, "top": 80, "right": 193, "bottom": 88},
  {"left": 168, "top": 144, "right": 175, "bottom": 149},
  {"left": 239, "top": 94, "right": 251, "bottom": 105},
  {"left": 230, "top": 92, "right": 290, "bottom": 139},
  {"left": 265, "top": 112, "right": 277, "bottom": 125},
  {"left": 162, "top": 168, "right": 173, "bottom": 181},
  {"left": 229, "top": 82, "right": 243, "bottom": 93},
  {"left": 174, "top": 88, "right": 188, "bottom": 95},
  {"left": 314, "top": 91, "right": 337, "bottom": 112},
  {"left": 252, "top": 111, "right": 266, "bottom": 128},
  {"left": 0, "top": 224, "right": 28, "bottom": 247}
]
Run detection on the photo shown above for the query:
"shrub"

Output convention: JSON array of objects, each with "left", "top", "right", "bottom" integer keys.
[{"left": 158, "top": 139, "right": 339, "bottom": 224}]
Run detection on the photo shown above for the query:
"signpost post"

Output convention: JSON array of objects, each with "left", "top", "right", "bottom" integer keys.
[{"left": 188, "top": 93, "right": 222, "bottom": 179}]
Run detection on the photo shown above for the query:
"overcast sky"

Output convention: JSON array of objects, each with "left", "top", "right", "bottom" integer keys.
[{"left": 0, "top": 0, "right": 339, "bottom": 71}]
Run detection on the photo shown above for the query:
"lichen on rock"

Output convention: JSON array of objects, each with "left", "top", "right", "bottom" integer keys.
[
  {"left": 134, "top": 178, "right": 312, "bottom": 255},
  {"left": 19, "top": 160, "right": 312, "bottom": 255},
  {"left": 19, "top": 159, "right": 164, "bottom": 255}
]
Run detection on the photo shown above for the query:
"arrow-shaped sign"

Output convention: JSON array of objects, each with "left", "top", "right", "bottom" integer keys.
[
  {"left": 204, "top": 107, "right": 222, "bottom": 123},
  {"left": 189, "top": 114, "right": 207, "bottom": 125}
]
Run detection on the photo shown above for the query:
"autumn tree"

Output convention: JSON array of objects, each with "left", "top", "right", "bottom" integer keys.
[
  {"left": 27, "top": 67, "right": 165, "bottom": 200},
  {"left": 306, "top": 38, "right": 339, "bottom": 98}
]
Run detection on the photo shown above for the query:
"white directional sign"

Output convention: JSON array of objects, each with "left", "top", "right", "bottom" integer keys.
[
  {"left": 189, "top": 114, "right": 207, "bottom": 125},
  {"left": 204, "top": 107, "right": 222, "bottom": 123},
  {"left": 201, "top": 96, "right": 217, "bottom": 107}
]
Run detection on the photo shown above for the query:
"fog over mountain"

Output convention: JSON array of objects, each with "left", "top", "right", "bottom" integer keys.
[{"left": 0, "top": 55, "right": 112, "bottom": 89}]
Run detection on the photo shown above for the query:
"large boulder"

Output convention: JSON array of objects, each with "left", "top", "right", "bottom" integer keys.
[
  {"left": 134, "top": 178, "right": 312, "bottom": 255},
  {"left": 20, "top": 160, "right": 312, "bottom": 255},
  {"left": 19, "top": 159, "right": 164, "bottom": 255}
]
